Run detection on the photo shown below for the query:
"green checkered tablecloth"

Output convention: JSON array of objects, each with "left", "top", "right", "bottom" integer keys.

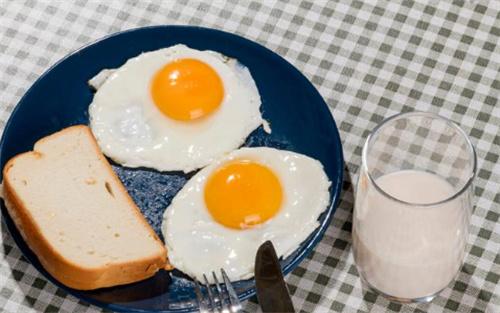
[{"left": 0, "top": 0, "right": 499, "bottom": 312}]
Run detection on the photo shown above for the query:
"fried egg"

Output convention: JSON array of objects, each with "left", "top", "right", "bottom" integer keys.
[
  {"left": 89, "top": 45, "right": 262, "bottom": 172},
  {"left": 162, "top": 147, "right": 331, "bottom": 282}
]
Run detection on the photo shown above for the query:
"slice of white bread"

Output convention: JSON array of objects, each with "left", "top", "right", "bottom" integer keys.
[{"left": 2, "top": 125, "right": 169, "bottom": 290}]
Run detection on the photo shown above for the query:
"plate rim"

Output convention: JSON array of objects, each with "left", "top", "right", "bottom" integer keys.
[{"left": 0, "top": 25, "right": 344, "bottom": 313}]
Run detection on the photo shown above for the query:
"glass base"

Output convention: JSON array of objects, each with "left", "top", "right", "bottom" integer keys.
[{"left": 359, "top": 274, "right": 444, "bottom": 304}]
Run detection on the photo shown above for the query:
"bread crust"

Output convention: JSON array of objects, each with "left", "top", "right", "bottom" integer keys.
[{"left": 2, "top": 125, "right": 171, "bottom": 290}]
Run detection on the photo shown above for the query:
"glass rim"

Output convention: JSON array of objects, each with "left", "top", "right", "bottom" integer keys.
[{"left": 361, "top": 111, "right": 477, "bottom": 207}]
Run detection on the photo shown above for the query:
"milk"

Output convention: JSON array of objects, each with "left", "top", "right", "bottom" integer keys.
[{"left": 353, "top": 170, "right": 469, "bottom": 300}]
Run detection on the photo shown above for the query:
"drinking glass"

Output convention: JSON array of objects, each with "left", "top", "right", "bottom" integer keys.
[{"left": 353, "top": 111, "right": 476, "bottom": 303}]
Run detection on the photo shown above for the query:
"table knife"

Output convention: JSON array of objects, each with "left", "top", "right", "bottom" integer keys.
[{"left": 255, "top": 241, "right": 295, "bottom": 313}]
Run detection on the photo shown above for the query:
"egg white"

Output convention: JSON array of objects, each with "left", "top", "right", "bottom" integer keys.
[
  {"left": 162, "top": 147, "right": 331, "bottom": 282},
  {"left": 89, "top": 45, "right": 263, "bottom": 172}
]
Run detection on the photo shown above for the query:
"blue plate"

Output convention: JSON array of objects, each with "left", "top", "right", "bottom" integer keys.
[{"left": 0, "top": 26, "right": 343, "bottom": 312}]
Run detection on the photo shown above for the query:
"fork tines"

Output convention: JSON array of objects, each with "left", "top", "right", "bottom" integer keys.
[{"left": 194, "top": 269, "right": 242, "bottom": 313}]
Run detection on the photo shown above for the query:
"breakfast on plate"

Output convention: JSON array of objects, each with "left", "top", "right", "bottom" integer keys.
[
  {"left": 1, "top": 15, "right": 487, "bottom": 311},
  {"left": 1, "top": 44, "right": 331, "bottom": 290},
  {"left": 1, "top": 126, "right": 168, "bottom": 290},
  {"left": 88, "top": 44, "right": 263, "bottom": 173}
]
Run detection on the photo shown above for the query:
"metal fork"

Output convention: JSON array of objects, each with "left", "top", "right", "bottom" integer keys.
[{"left": 194, "top": 268, "right": 242, "bottom": 313}]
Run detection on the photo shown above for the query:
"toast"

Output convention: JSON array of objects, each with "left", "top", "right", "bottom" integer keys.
[{"left": 2, "top": 125, "right": 169, "bottom": 290}]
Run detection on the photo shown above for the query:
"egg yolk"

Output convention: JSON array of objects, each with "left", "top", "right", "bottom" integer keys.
[
  {"left": 204, "top": 160, "right": 283, "bottom": 230},
  {"left": 151, "top": 58, "right": 224, "bottom": 121}
]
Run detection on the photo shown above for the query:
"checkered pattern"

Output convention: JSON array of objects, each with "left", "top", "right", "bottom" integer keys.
[
  {"left": 0, "top": 1, "right": 499, "bottom": 312},
  {"left": 367, "top": 112, "right": 474, "bottom": 187}
]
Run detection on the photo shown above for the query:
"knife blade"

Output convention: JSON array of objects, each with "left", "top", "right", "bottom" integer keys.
[{"left": 255, "top": 241, "right": 295, "bottom": 313}]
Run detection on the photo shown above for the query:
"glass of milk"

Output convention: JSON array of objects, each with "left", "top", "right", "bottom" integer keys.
[{"left": 353, "top": 111, "right": 476, "bottom": 303}]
